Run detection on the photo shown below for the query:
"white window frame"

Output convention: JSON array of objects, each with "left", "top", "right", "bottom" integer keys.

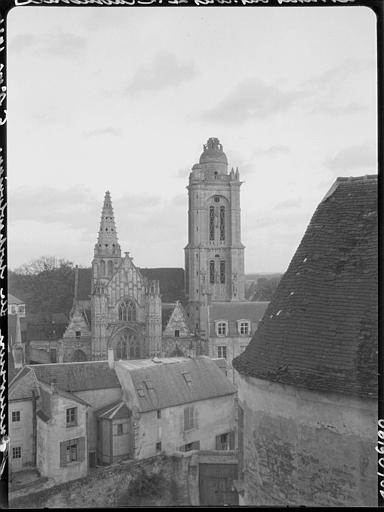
[
  {"left": 215, "top": 320, "right": 228, "bottom": 337},
  {"left": 238, "top": 320, "right": 251, "bottom": 336}
]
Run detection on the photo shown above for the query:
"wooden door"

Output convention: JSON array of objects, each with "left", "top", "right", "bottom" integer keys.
[{"left": 199, "top": 463, "right": 239, "bottom": 506}]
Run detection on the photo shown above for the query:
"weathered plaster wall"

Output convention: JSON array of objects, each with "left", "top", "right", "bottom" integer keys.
[
  {"left": 9, "top": 399, "right": 35, "bottom": 471},
  {"left": 237, "top": 373, "right": 378, "bottom": 507},
  {"left": 135, "top": 394, "right": 237, "bottom": 459},
  {"left": 209, "top": 335, "right": 250, "bottom": 381},
  {"left": 36, "top": 388, "right": 88, "bottom": 485}
]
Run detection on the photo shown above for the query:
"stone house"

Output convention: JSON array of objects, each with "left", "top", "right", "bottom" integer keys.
[
  {"left": 111, "top": 357, "right": 237, "bottom": 461},
  {"left": 36, "top": 380, "right": 89, "bottom": 485},
  {"left": 8, "top": 368, "right": 39, "bottom": 474},
  {"left": 233, "top": 175, "right": 378, "bottom": 507},
  {"left": 161, "top": 301, "right": 203, "bottom": 357},
  {"left": 31, "top": 362, "right": 122, "bottom": 469},
  {"left": 206, "top": 301, "right": 269, "bottom": 381}
]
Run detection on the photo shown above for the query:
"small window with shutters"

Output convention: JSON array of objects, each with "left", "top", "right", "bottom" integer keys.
[
  {"left": 183, "top": 406, "right": 198, "bottom": 431},
  {"left": 60, "top": 437, "right": 85, "bottom": 467}
]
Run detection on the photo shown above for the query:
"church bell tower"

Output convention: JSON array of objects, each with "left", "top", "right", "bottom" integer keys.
[{"left": 184, "top": 138, "right": 245, "bottom": 335}]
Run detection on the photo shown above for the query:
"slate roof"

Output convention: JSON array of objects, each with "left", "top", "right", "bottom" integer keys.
[
  {"left": 9, "top": 367, "right": 40, "bottom": 401},
  {"left": 162, "top": 303, "right": 176, "bottom": 330},
  {"left": 29, "top": 361, "right": 120, "bottom": 392},
  {"left": 210, "top": 301, "right": 269, "bottom": 322},
  {"left": 233, "top": 176, "right": 378, "bottom": 399},
  {"left": 116, "top": 356, "right": 236, "bottom": 413}
]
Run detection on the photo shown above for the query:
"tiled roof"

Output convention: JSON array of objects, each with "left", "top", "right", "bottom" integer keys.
[
  {"left": 115, "top": 356, "right": 236, "bottom": 413},
  {"left": 209, "top": 301, "right": 269, "bottom": 322},
  {"left": 29, "top": 361, "right": 120, "bottom": 392},
  {"left": 8, "top": 293, "right": 24, "bottom": 305},
  {"left": 233, "top": 176, "right": 378, "bottom": 399},
  {"left": 9, "top": 367, "right": 40, "bottom": 401}
]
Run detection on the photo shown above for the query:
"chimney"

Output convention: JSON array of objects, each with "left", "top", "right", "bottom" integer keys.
[
  {"left": 50, "top": 378, "right": 57, "bottom": 394},
  {"left": 108, "top": 347, "right": 115, "bottom": 369}
]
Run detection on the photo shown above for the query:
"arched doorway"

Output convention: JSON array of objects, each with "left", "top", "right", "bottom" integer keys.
[
  {"left": 72, "top": 349, "right": 87, "bottom": 362},
  {"left": 113, "top": 328, "right": 141, "bottom": 360}
]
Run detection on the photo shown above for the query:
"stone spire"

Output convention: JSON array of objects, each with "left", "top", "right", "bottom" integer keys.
[{"left": 94, "top": 191, "right": 121, "bottom": 258}]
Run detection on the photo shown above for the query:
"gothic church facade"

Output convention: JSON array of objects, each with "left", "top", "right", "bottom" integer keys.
[{"left": 90, "top": 192, "right": 162, "bottom": 360}]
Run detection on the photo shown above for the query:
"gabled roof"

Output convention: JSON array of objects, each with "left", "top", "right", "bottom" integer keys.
[
  {"left": 210, "top": 301, "right": 269, "bottom": 323},
  {"left": 96, "top": 400, "right": 131, "bottom": 420},
  {"left": 233, "top": 175, "right": 378, "bottom": 399},
  {"left": 115, "top": 356, "right": 236, "bottom": 413},
  {"left": 29, "top": 361, "right": 120, "bottom": 392},
  {"left": 9, "top": 367, "right": 40, "bottom": 401}
]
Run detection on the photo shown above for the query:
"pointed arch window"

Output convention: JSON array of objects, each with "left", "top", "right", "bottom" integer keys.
[
  {"left": 210, "top": 260, "right": 215, "bottom": 284},
  {"left": 116, "top": 338, "right": 128, "bottom": 360},
  {"left": 100, "top": 260, "right": 106, "bottom": 277},
  {"left": 107, "top": 260, "right": 113, "bottom": 276},
  {"left": 118, "top": 300, "right": 136, "bottom": 322},
  {"left": 115, "top": 330, "right": 140, "bottom": 360},
  {"left": 220, "top": 206, "right": 225, "bottom": 241},
  {"left": 209, "top": 206, "right": 215, "bottom": 241}
]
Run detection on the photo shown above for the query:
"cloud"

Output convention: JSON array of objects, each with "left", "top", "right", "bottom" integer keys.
[
  {"left": 83, "top": 127, "right": 122, "bottom": 138},
  {"left": 304, "top": 59, "right": 375, "bottom": 92},
  {"left": 313, "top": 102, "right": 367, "bottom": 116},
  {"left": 325, "top": 144, "right": 377, "bottom": 173},
  {"left": 200, "top": 78, "right": 308, "bottom": 124},
  {"left": 274, "top": 198, "right": 302, "bottom": 210},
  {"left": 10, "top": 29, "right": 87, "bottom": 60},
  {"left": 125, "top": 52, "right": 198, "bottom": 95},
  {"left": 252, "top": 145, "right": 290, "bottom": 158}
]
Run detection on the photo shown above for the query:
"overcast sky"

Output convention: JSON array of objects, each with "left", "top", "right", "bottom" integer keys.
[{"left": 7, "top": 6, "right": 377, "bottom": 273}]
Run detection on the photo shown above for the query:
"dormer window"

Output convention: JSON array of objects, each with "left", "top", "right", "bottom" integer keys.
[
  {"left": 238, "top": 320, "right": 251, "bottom": 336},
  {"left": 216, "top": 321, "right": 228, "bottom": 337}
]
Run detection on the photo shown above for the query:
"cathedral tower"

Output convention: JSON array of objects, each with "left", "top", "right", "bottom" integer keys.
[
  {"left": 184, "top": 138, "right": 245, "bottom": 335},
  {"left": 92, "top": 190, "right": 122, "bottom": 289}
]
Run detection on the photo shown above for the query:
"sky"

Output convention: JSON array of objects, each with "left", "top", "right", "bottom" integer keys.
[{"left": 7, "top": 5, "right": 377, "bottom": 273}]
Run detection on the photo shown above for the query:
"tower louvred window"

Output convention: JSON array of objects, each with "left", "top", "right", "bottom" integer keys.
[
  {"left": 210, "top": 261, "right": 215, "bottom": 283},
  {"left": 220, "top": 260, "right": 225, "bottom": 283},
  {"left": 220, "top": 206, "right": 225, "bottom": 241},
  {"left": 209, "top": 206, "right": 215, "bottom": 241}
]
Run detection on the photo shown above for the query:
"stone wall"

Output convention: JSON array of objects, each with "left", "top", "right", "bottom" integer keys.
[{"left": 237, "top": 373, "right": 378, "bottom": 507}]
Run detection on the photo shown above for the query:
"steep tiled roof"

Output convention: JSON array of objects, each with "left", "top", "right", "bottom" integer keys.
[
  {"left": 115, "top": 356, "right": 236, "bottom": 413},
  {"left": 9, "top": 367, "right": 40, "bottom": 401},
  {"left": 29, "top": 361, "right": 120, "bottom": 392},
  {"left": 162, "top": 303, "right": 176, "bottom": 330},
  {"left": 233, "top": 176, "right": 377, "bottom": 399},
  {"left": 210, "top": 301, "right": 269, "bottom": 322}
]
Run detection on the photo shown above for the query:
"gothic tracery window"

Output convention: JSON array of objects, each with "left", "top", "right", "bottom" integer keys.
[
  {"left": 100, "top": 260, "right": 106, "bottom": 276},
  {"left": 107, "top": 260, "right": 113, "bottom": 276},
  {"left": 118, "top": 300, "right": 136, "bottom": 321}
]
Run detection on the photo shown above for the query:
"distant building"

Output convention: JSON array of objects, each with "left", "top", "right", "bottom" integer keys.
[
  {"left": 207, "top": 301, "right": 269, "bottom": 380},
  {"left": 161, "top": 301, "right": 203, "bottom": 357},
  {"left": 233, "top": 175, "right": 378, "bottom": 507},
  {"left": 184, "top": 138, "right": 245, "bottom": 336},
  {"left": 8, "top": 294, "right": 25, "bottom": 318},
  {"left": 91, "top": 191, "right": 162, "bottom": 360}
]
